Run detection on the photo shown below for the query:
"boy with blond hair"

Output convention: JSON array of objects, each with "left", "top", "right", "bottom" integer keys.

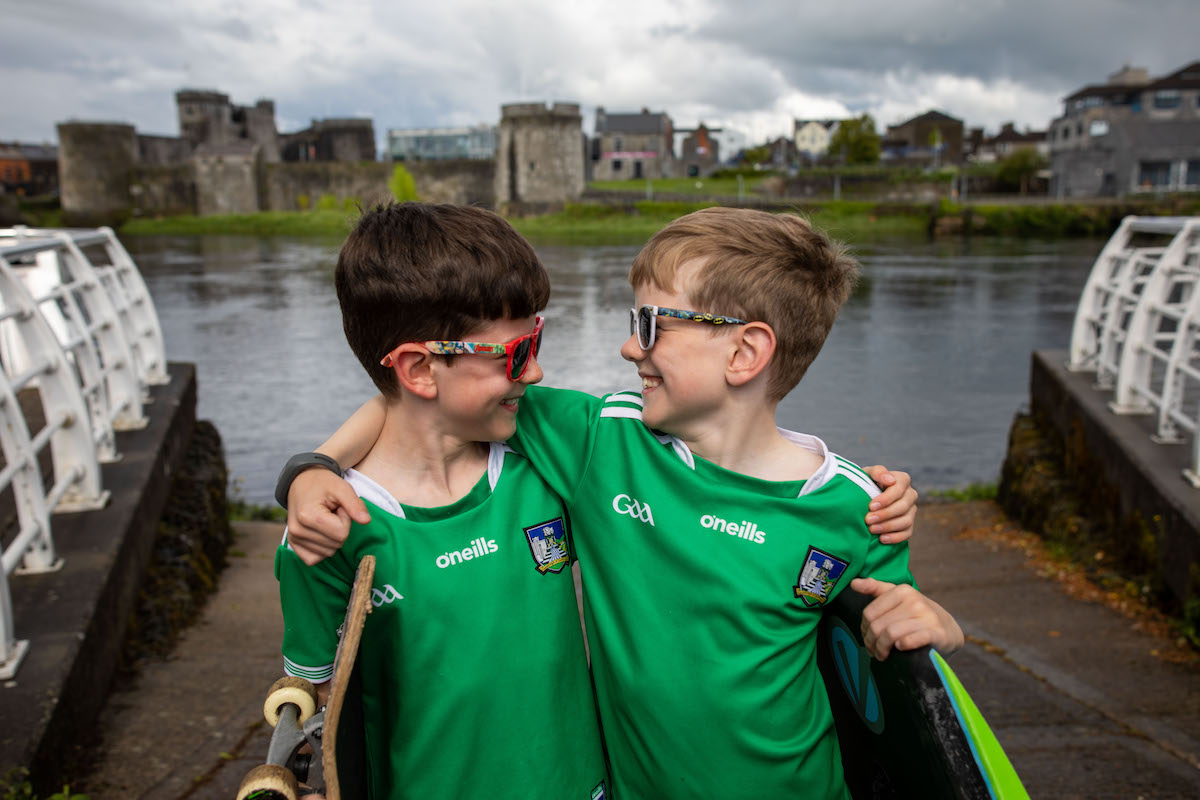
[{"left": 284, "top": 206, "right": 960, "bottom": 798}]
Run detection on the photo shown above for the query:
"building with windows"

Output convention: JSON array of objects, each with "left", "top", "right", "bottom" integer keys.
[
  {"left": 387, "top": 125, "right": 497, "bottom": 161},
  {"left": 1048, "top": 61, "right": 1200, "bottom": 196},
  {"left": 675, "top": 124, "right": 721, "bottom": 177},
  {"left": 969, "top": 123, "right": 1048, "bottom": 163},
  {"left": 0, "top": 142, "right": 58, "bottom": 195},
  {"left": 793, "top": 119, "right": 841, "bottom": 162},
  {"left": 591, "top": 107, "right": 674, "bottom": 181},
  {"left": 881, "top": 110, "right": 964, "bottom": 166}
]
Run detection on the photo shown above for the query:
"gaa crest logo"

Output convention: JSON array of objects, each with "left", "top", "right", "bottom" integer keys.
[
  {"left": 524, "top": 517, "right": 569, "bottom": 574},
  {"left": 794, "top": 546, "right": 849, "bottom": 607}
]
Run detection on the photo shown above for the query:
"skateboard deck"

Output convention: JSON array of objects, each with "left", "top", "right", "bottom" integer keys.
[
  {"left": 238, "top": 555, "right": 375, "bottom": 800},
  {"left": 816, "top": 587, "right": 1029, "bottom": 800}
]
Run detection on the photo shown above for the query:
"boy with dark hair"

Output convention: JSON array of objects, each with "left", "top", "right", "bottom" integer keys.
[
  {"left": 284, "top": 206, "right": 959, "bottom": 798},
  {"left": 276, "top": 202, "right": 608, "bottom": 799}
]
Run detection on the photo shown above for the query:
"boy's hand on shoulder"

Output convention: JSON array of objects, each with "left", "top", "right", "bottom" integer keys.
[
  {"left": 863, "top": 466, "right": 917, "bottom": 544},
  {"left": 285, "top": 469, "right": 370, "bottom": 566},
  {"left": 850, "top": 577, "right": 964, "bottom": 661}
]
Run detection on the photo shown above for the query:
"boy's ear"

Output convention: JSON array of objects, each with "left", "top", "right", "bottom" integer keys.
[
  {"left": 389, "top": 344, "right": 439, "bottom": 400},
  {"left": 726, "top": 322, "right": 776, "bottom": 388}
]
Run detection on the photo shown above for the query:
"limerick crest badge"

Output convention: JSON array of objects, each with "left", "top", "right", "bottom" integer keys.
[
  {"left": 524, "top": 517, "right": 569, "bottom": 574},
  {"left": 794, "top": 546, "right": 849, "bottom": 606}
]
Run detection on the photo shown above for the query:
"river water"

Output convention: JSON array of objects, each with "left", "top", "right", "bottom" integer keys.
[{"left": 122, "top": 233, "right": 1101, "bottom": 505}]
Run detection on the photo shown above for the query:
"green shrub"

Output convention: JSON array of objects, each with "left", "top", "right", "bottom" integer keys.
[
  {"left": 296, "top": 193, "right": 310, "bottom": 211},
  {"left": 389, "top": 164, "right": 419, "bottom": 202},
  {"left": 315, "top": 193, "right": 340, "bottom": 212}
]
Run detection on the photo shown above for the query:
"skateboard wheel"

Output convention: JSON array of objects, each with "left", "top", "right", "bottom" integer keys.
[
  {"left": 264, "top": 676, "right": 319, "bottom": 727},
  {"left": 237, "top": 763, "right": 300, "bottom": 800}
]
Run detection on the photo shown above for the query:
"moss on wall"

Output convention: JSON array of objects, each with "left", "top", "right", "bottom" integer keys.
[{"left": 119, "top": 420, "right": 234, "bottom": 668}]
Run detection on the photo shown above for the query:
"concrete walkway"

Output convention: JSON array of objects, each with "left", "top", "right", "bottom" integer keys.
[{"left": 77, "top": 505, "right": 1200, "bottom": 799}]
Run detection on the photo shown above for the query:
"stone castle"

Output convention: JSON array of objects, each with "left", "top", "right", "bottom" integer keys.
[{"left": 57, "top": 91, "right": 585, "bottom": 226}]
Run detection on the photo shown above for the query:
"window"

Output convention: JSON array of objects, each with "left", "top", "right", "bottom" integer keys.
[
  {"left": 1154, "top": 90, "right": 1182, "bottom": 109},
  {"left": 612, "top": 159, "right": 623, "bottom": 172},
  {"left": 614, "top": 137, "right": 623, "bottom": 152},
  {"left": 1076, "top": 122, "right": 1083, "bottom": 136},
  {"left": 1062, "top": 125, "right": 1070, "bottom": 140},
  {"left": 1139, "top": 161, "right": 1171, "bottom": 188},
  {"left": 1187, "top": 161, "right": 1200, "bottom": 188},
  {"left": 1089, "top": 120, "right": 1109, "bottom": 137}
]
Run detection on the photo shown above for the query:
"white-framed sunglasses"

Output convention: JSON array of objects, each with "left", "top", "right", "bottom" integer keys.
[{"left": 629, "top": 304, "right": 747, "bottom": 350}]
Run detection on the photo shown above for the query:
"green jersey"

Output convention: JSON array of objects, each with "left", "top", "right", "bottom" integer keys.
[
  {"left": 510, "top": 387, "right": 916, "bottom": 799},
  {"left": 276, "top": 442, "right": 608, "bottom": 800}
]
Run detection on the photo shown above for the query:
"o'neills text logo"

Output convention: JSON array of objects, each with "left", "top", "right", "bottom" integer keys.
[
  {"left": 700, "top": 514, "right": 766, "bottom": 544},
  {"left": 612, "top": 493, "right": 655, "bottom": 526},
  {"left": 436, "top": 537, "right": 499, "bottom": 569}
]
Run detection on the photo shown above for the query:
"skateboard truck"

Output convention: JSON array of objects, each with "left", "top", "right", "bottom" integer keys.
[{"left": 239, "top": 556, "right": 376, "bottom": 800}]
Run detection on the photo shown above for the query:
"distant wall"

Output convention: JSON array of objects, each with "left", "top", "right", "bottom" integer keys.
[
  {"left": 408, "top": 159, "right": 496, "bottom": 207},
  {"left": 195, "top": 146, "right": 261, "bottom": 215},
  {"left": 137, "top": 135, "right": 192, "bottom": 167},
  {"left": 69, "top": 146, "right": 500, "bottom": 218},
  {"left": 57, "top": 122, "right": 137, "bottom": 226},
  {"left": 131, "top": 164, "right": 195, "bottom": 217},
  {"left": 263, "top": 162, "right": 391, "bottom": 210}
]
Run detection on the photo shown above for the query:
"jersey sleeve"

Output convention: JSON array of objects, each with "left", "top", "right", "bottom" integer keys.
[
  {"left": 274, "top": 537, "right": 356, "bottom": 683},
  {"left": 856, "top": 536, "right": 918, "bottom": 590},
  {"left": 508, "top": 385, "right": 602, "bottom": 505}
]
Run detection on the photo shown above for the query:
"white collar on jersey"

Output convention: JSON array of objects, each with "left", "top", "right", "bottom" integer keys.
[
  {"left": 599, "top": 392, "right": 877, "bottom": 499},
  {"left": 283, "top": 442, "right": 511, "bottom": 539}
]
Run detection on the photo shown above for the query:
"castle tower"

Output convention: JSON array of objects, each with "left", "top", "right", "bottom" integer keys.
[
  {"left": 494, "top": 102, "right": 584, "bottom": 211},
  {"left": 56, "top": 122, "right": 137, "bottom": 226}
]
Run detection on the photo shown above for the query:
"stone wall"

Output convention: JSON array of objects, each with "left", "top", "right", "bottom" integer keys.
[
  {"left": 57, "top": 122, "right": 137, "bottom": 227},
  {"left": 408, "top": 159, "right": 496, "bottom": 207},
  {"left": 999, "top": 350, "right": 1200, "bottom": 624},
  {"left": 137, "top": 135, "right": 193, "bottom": 167},
  {"left": 131, "top": 163, "right": 195, "bottom": 218},
  {"left": 194, "top": 143, "right": 262, "bottom": 215},
  {"left": 495, "top": 102, "right": 585, "bottom": 210},
  {"left": 263, "top": 161, "right": 392, "bottom": 210}
]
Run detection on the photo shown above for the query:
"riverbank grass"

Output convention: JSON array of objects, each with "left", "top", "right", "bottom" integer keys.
[
  {"left": 121, "top": 209, "right": 358, "bottom": 237},
  {"left": 119, "top": 201, "right": 927, "bottom": 244}
]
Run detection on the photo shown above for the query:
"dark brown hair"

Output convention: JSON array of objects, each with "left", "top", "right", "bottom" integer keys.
[
  {"left": 630, "top": 207, "right": 859, "bottom": 400},
  {"left": 336, "top": 202, "right": 550, "bottom": 397}
]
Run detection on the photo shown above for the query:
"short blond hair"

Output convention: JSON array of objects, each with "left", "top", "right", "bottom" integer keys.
[{"left": 630, "top": 207, "right": 859, "bottom": 400}]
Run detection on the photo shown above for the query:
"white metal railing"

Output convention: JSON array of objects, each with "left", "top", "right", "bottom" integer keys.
[
  {"left": 1068, "top": 216, "right": 1200, "bottom": 485},
  {"left": 0, "top": 227, "right": 167, "bottom": 679}
]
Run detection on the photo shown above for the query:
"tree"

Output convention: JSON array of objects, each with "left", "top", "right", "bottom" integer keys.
[
  {"left": 388, "top": 164, "right": 419, "bottom": 202},
  {"left": 995, "top": 148, "right": 1047, "bottom": 195},
  {"left": 827, "top": 114, "right": 881, "bottom": 165}
]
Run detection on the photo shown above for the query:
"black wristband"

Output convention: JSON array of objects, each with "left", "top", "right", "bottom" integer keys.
[{"left": 275, "top": 452, "right": 344, "bottom": 509}]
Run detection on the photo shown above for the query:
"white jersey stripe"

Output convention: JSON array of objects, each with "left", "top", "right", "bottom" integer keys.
[
  {"left": 284, "top": 655, "right": 333, "bottom": 682},
  {"left": 605, "top": 392, "right": 644, "bottom": 407},
  {"left": 837, "top": 466, "right": 880, "bottom": 498},
  {"left": 834, "top": 455, "right": 873, "bottom": 485},
  {"left": 600, "top": 407, "right": 644, "bottom": 420}
]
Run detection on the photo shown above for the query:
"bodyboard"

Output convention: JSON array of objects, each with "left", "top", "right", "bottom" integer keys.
[{"left": 816, "top": 588, "right": 1028, "bottom": 800}]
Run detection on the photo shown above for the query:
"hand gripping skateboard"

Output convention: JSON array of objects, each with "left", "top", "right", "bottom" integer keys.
[
  {"left": 816, "top": 587, "right": 1028, "bottom": 800},
  {"left": 238, "top": 555, "right": 376, "bottom": 800}
]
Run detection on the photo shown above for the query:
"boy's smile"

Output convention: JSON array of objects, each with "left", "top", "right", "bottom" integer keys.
[
  {"left": 620, "top": 281, "right": 737, "bottom": 437},
  {"left": 436, "top": 315, "right": 543, "bottom": 443}
]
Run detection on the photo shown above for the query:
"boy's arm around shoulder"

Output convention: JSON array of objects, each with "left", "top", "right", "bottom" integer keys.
[
  {"left": 507, "top": 386, "right": 604, "bottom": 504},
  {"left": 285, "top": 396, "right": 383, "bottom": 565}
]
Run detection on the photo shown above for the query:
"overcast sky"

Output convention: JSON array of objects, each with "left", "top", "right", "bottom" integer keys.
[{"left": 3, "top": 0, "right": 1197, "bottom": 152}]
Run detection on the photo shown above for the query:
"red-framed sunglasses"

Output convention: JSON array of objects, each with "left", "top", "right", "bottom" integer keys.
[{"left": 380, "top": 316, "right": 544, "bottom": 382}]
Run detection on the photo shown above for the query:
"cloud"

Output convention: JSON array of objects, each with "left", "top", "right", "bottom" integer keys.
[{"left": 0, "top": 0, "right": 1196, "bottom": 146}]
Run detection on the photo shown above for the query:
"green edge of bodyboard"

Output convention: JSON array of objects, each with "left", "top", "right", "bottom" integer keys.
[{"left": 931, "top": 651, "right": 1030, "bottom": 800}]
